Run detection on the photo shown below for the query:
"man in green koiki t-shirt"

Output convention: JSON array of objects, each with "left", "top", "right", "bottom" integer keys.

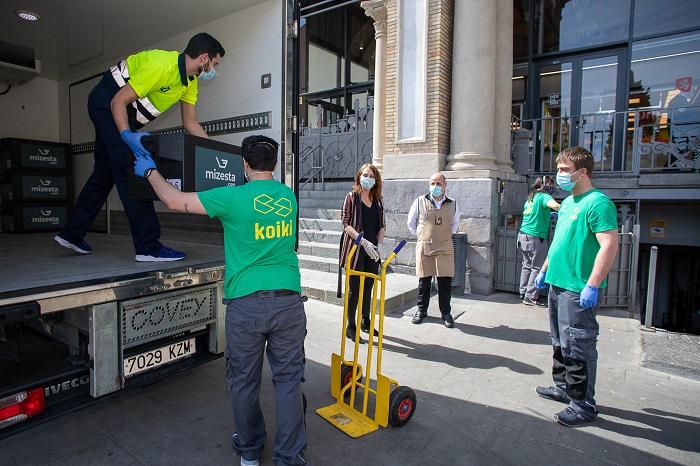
[
  {"left": 133, "top": 135, "right": 311, "bottom": 466},
  {"left": 532, "top": 147, "right": 619, "bottom": 428}
]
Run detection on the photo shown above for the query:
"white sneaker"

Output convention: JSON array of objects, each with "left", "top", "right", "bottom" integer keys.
[{"left": 240, "top": 458, "right": 259, "bottom": 466}]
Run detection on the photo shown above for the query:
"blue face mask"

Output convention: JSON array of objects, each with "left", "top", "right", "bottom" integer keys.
[
  {"left": 199, "top": 58, "right": 216, "bottom": 80},
  {"left": 360, "top": 177, "right": 375, "bottom": 190},
  {"left": 429, "top": 185, "right": 443, "bottom": 197},
  {"left": 543, "top": 185, "right": 555, "bottom": 194},
  {"left": 556, "top": 169, "right": 580, "bottom": 191}
]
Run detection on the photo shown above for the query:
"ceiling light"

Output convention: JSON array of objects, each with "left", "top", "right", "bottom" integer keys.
[{"left": 15, "top": 10, "right": 40, "bottom": 21}]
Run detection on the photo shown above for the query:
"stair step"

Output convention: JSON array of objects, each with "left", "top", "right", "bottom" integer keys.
[
  {"left": 299, "top": 208, "right": 342, "bottom": 220},
  {"left": 298, "top": 241, "right": 338, "bottom": 259},
  {"left": 300, "top": 268, "right": 416, "bottom": 311},
  {"left": 298, "top": 254, "right": 337, "bottom": 273},
  {"left": 298, "top": 190, "right": 348, "bottom": 200},
  {"left": 299, "top": 229, "right": 341, "bottom": 244},
  {"left": 299, "top": 198, "right": 347, "bottom": 209},
  {"left": 299, "top": 181, "right": 354, "bottom": 192},
  {"left": 298, "top": 218, "right": 342, "bottom": 231}
]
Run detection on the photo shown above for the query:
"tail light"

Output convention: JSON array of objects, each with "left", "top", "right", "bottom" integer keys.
[{"left": 0, "top": 387, "right": 45, "bottom": 429}]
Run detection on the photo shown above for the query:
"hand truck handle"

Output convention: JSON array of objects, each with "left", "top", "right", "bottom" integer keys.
[{"left": 392, "top": 239, "right": 406, "bottom": 254}]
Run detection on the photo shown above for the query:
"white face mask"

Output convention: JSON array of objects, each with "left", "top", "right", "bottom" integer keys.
[
  {"left": 198, "top": 57, "right": 216, "bottom": 80},
  {"left": 360, "top": 177, "right": 375, "bottom": 190}
]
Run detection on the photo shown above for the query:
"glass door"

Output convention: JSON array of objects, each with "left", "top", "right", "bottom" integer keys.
[{"left": 534, "top": 50, "right": 626, "bottom": 172}]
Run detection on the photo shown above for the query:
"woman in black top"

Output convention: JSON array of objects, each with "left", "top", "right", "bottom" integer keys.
[{"left": 338, "top": 163, "right": 386, "bottom": 343}]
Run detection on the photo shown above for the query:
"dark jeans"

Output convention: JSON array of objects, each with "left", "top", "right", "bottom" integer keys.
[
  {"left": 347, "top": 248, "right": 380, "bottom": 331},
  {"left": 59, "top": 81, "right": 162, "bottom": 255},
  {"left": 417, "top": 276, "right": 452, "bottom": 317},
  {"left": 548, "top": 285, "right": 599, "bottom": 418},
  {"left": 225, "top": 292, "right": 310, "bottom": 465}
]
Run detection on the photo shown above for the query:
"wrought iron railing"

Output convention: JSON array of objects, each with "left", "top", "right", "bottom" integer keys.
[
  {"left": 298, "top": 98, "right": 374, "bottom": 188},
  {"left": 512, "top": 106, "right": 700, "bottom": 175}
]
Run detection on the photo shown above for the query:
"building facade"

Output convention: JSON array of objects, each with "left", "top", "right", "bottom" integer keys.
[{"left": 299, "top": 0, "right": 700, "bottom": 333}]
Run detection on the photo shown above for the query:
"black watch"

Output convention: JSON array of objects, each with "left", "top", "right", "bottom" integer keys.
[{"left": 144, "top": 168, "right": 154, "bottom": 178}]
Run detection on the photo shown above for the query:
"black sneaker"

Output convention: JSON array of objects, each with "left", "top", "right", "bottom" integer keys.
[
  {"left": 412, "top": 311, "right": 427, "bottom": 324},
  {"left": 554, "top": 407, "right": 595, "bottom": 427},
  {"left": 536, "top": 386, "right": 570, "bottom": 404},
  {"left": 523, "top": 297, "right": 547, "bottom": 307},
  {"left": 135, "top": 246, "right": 186, "bottom": 262},
  {"left": 54, "top": 235, "right": 92, "bottom": 254},
  {"left": 443, "top": 314, "right": 454, "bottom": 328}
]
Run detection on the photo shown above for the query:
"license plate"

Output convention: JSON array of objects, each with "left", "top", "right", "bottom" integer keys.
[{"left": 124, "top": 338, "right": 196, "bottom": 378}]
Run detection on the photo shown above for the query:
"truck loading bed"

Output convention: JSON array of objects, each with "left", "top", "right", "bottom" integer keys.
[
  {"left": 0, "top": 233, "right": 228, "bottom": 437},
  {"left": 0, "top": 232, "right": 225, "bottom": 311}
]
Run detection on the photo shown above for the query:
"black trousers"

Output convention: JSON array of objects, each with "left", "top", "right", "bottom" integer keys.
[
  {"left": 417, "top": 276, "right": 452, "bottom": 317},
  {"left": 347, "top": 249, "right": 379, "bottom": 331}
]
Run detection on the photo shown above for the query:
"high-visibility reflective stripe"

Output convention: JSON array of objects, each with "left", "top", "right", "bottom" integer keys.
[{"left": 109, "top": 59, "right": 162, "bottom": 125}]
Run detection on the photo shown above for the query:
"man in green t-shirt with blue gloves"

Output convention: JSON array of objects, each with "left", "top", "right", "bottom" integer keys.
[
  {"left": 534, "top": 146, "right": 619, "bottom": 427},
  {"left": 134, "top": 136, "right": 312, "bottom": 466}
]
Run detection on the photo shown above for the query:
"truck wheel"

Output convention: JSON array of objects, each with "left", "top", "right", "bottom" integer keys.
[
  {"left": 388, "top": 386, "right": 416, "bottom": 427},
  {"left": 340, "top": 364, "right": 361, "bottom": 398}
]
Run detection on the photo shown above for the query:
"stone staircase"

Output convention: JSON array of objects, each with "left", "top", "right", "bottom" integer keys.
[{"left": 297, "top": 181, "right": 416, "bottom": 311}]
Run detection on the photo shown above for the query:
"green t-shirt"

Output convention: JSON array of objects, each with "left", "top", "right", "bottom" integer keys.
[
  {"left": 520, "top": 191, "right": 554, "bottom": 238},
  {"left": 198, "top": 180, "right": 301, "bottom": 299},
  {"left": 126, "top": 50, "right": 198, "bottom": 111},
  {"left": 546, "top": 189, "right": 617, "bottom": 293}
]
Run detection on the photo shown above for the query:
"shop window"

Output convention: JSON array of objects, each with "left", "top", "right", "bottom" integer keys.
[
  {"left": 633, "top": 0, "right": 700, "bottom": 39},
  {"left": 513, "top": 0, "right": 530, "bottom": 59},
  {"left": 534, "top": 0, "right": 630, "bottom": 54}
]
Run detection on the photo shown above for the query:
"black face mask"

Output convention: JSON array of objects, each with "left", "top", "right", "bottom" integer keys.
[{"left": 543, "top": 185, "right": 555, "bottom": 194}]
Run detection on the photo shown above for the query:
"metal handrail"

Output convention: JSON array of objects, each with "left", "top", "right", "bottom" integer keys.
[{"left": 514, "top": 106, "right": 700, "bottom": 175}]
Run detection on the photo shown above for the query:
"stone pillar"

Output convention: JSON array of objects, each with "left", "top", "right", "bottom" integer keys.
[
  {"left": 494, "top": 0, "right": 515, "bottom": 173},
  {"left": 446, "top": 0, "right": 499, "bottom": 174},
  {"left": 362, "top": 0, "right": 388, "bottom": 171}
]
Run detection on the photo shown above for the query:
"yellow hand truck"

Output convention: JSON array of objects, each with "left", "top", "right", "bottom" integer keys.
[{"left": 316, "top": 234, "right": 416, "bottom": 438}]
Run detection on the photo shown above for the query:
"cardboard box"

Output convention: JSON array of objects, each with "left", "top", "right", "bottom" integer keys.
[
  {"left": 128, "top": 133, "right": 245, "bottom": 201},
  {"left": 0, "top": 171, "right": 72, "bottom": 202},
  {"left": 1, "top": 202, "right": 70, "bottom": 233},
  {"left": 0, "top": 138, "right": 72, "bottom": 173}
]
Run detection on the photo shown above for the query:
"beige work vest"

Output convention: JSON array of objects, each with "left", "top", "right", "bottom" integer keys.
[{"left": 415, "top": 196, "right": 455, "bottom": 278}]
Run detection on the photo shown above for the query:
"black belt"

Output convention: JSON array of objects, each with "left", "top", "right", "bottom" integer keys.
[{"left": 241, "top": 289, "right": 298, "bottom": 299}]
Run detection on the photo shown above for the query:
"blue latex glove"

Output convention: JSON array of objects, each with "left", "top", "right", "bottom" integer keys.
[
  {"left": 580, "top": 285, "right": 599, "bottom": 309},
  {"left": 534, "top": 271, "right": 547, "bottom": 289},
  {"left": 134, "top": 154, "right": 156, "bottom": 177},
  {"left": 121, "top": 130, "right": 151, "bottom": 157}
]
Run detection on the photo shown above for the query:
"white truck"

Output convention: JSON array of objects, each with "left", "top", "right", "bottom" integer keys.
[{"left": 0, "top": 0, "right": 301, "bottom": 437}]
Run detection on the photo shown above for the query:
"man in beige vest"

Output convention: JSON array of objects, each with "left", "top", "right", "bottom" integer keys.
[{"left": 407, "top": 173, "right": 460, "bottom": 328}]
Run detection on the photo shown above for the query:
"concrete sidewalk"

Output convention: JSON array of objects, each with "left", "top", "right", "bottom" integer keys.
[{"left": 1, "top": 293, "right": 699, "bottom": 465}]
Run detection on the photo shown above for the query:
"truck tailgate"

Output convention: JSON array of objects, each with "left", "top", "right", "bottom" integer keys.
[{"left": 0, "top": 232, "right": 225, "bottom": 301}]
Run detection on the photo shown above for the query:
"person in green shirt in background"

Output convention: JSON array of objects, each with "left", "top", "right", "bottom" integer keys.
[
  {"left": 133, "top": 135, "right": 312, "bottom": 466},
  {"left": 534, "top": 146, "right": 619, "bottom": 428},
  {"left": 518, "top": 175, "right": 560, "bottom": 306}
]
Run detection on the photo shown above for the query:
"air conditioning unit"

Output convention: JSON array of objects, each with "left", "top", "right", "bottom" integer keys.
[{"left": 0, "top": 40, "right": 41, "bottom": 85}]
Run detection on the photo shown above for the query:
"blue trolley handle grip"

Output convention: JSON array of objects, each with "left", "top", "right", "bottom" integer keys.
[
  {"left": 354, "top": 232, "right": 364, "bottom": 245},
  {"left": 393, "top": 239, "right": 406, "bottom": 254}
]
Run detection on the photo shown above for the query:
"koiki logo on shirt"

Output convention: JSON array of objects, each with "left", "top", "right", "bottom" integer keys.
[{"left": 253, "top": 194, "right": 293, "bottom": 240}]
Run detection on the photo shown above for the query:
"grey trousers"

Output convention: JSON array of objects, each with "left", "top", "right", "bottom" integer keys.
[
  {"left": 225, "top": 292, "right": 312, "bottom": 465},
  {"left": 518, "top": 232, "right": 549, "bottom": 300},
  {"left": 548, "top": 285, "right": 600, "bottom": 419}
]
